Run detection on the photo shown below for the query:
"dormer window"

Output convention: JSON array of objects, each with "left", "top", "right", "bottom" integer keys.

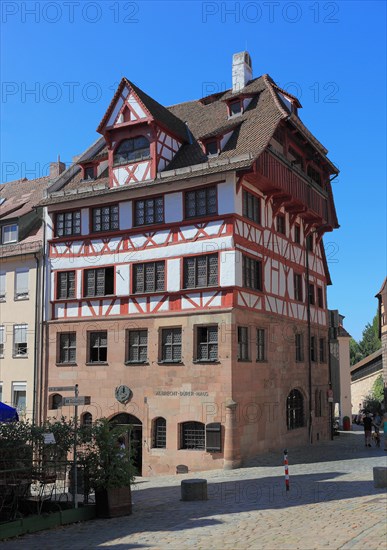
[
  {"left": 113, "top": 136, "right": 150, "bottom": 167},
  {"left": 1, "top": 224, "right": 18, "bottom": 244},
  {"left": 205, "top": 140, "right": 219, "bottom": 156},
  {"left": 229, "top": 100, "right": 242, "bottom": 116},
  {"left": 84, "top": 166, "right": 95, "bottom": 180}
]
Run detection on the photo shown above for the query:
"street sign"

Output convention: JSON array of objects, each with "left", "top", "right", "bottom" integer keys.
[
  {"left": 62, "top": 396, "right": 91, "bottom": 406},
  {"left": 48, "top": 386, "right": 76, "bottom": 392}
]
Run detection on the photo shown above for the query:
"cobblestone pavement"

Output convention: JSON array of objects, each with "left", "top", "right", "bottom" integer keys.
[{"left": 2, "top": 430, "right": 387, "bottom": 549}]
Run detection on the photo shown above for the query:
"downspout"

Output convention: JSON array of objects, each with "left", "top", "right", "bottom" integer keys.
[
  {"left": 327, "top": 318, "right": 334, "bottom": 440},
  {"left": 305, "top": 236, "right": 313, "bottom": 444},
  {"left": 38, "top": 211, "right": 47, "bottom": 424},
  {"left": 32, "top": 252, "right": 41, "bottom": 424}
]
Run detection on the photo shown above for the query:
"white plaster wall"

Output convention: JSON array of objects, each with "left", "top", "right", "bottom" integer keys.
[
  {"left": 219, "top": 250, "right": 236, "bottom": 287},
  {"left": 81, "top": 208, "right": 89, "bottom": 235},
  {"left": 235, "top": 249, "right": 243, "bottom": 287},
  {"left": 97, "top": 160, "right": 109, "bottom": 177},
  {"left": 76, "top": 270, "right": 82, "bottom": 299},
  {"left": 167, "top": 258, "right": 180, "bottom": 291},
  {"left": 218, "top": 175, "right": 235, "bottom": 215},
  {"left": 165, "top": 193, "right": 182, "bottom": 223},
  {"left": 116, "top": 264, "right": 130, "bottom": 296},
  {"left": 119, "top": 201, "right": 132, "bottom": 230},
  {"left": 46, "top": 212, "right": 54, "bottom": 240}
]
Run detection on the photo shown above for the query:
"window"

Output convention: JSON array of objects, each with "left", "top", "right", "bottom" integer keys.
[
  {"left": 276, "top": 215, "right": 286, "bottom": 235},
  {"left": 183, "top": 254, "right": 218, "bottom": 289},
  {"left": 50, "top": 394, "right": 62, "bottom": 410},
  {"left": 161, "top": 328, "right": 182, "bottom": 363},
  {"left": 58, "top": 332, "right": 76, "bottom": 364},
  {"left": 133, "top": 262, "right": 165, "bottom": 293},
  {"left": 13, "top": 324, "right": 27, "bottom": 357},
  {"left": 82, "top": 412, "right": 93, "bottom": 426},
  {"left": 14, "top": 270, "right": 29, "bottom": 300},
  {"left": 319, "top": 338, "right": 326, "bottom": 363},
  {"left": 242, "top": 255, "right": 262, "bottom": 291},
  {"left": 134, "top": 197, "right": 163, "bottom": 226},
  {"left": 152, "top": 417, "right": 166, "bottom": 448},
  {"left": 294, "top": 273, "right": 303, "bottom": 302},
  {"left": 57, "top": 271, "right": 75, "bottom": 299},
  {"left": 0, "top": 272, "right": 5, "bottom": 300},
  {"left": 84, "top": 166, "right": 95, "bottom": 180},
  {"left": 256, "top": 328, "right": 266, "bottom": 362},
  {"left": 242, "top": 190, "right": 261, "bottom": 224},
  {"left": 88, "top": 331, "right": 107, "bottom": 363},
  {"left": 180, "top": 421, "right": 205, "bottom": 450},
  {"left": 294, "top": 225, "right": 301, "bottom": 244},
  {"left": 317, "top": 287, "right": 324, "bottom": 308},
  {"left": 295, "top": 333, "right": 304, "bottom": 362},
  {"left": 229, "top": 100, "right": 242, "bottom": 116},
  {"left": 185, "top": 186, "right": 217, "bottom": 218},
  {"left": 126, "top": 330, "right": 148, "bottom": 364},
  {"left": 0, "top": 326, "right": 4, "bottom": 357},
  {"left": 2, "top": 224, "right": 18, "bottom": 244},
  {"left": 113, "top": 136, "right": 150, "bottom": 166},
  {"left": 12, "top": 383, "right": 26, "bottom": 413},
  {"left": 315, "top": 389, "right": 322, "bottom": 417},
  {"left": 306, "top": 234, "right": 313, "bottom": 251},
  {"left": 92, "top": 205, "right": 119, "bottom": 232},
  {"left": 238, "top": 326, "right": 249, "bottom": 361},
  {"left": 310, "top": 336, "right": 317, "bottom": 362},
  {"left": 205, "top": 141, "right": 218, "bottom": 155},
  {"left": 287, "top": 389, "right": 304, "bottom": 430},
  {"left": 308, "top": 283, "right": 315, "bottom": 305},
  {"left": 196, "top": 326, "right": 218, "bottom": 362},
  {"left": 84, "top": 267, "right": 114, "bottom": 297},
  {"left": 55, "top": 211, "right": 81, "bottom": 237}
]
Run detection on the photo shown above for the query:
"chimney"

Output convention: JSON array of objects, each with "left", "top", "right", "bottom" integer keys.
[
  {"left": 232, "top": 51, "right": 253, "bottom": 93},
  {"left": 49, "top": 155, "right": 66, "bottom": 179}
]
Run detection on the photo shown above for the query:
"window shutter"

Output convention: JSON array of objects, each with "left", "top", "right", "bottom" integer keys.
[
  {"left": 15, "top": 270, "right": 29, "bottom": 296},
  {"left": 14, "top": 324, "right": 27, "bottom": 343},
  {"left": 0, "top": 273, "right": 5, "bottom": 296},
  {"left": 206, "top": 423, "right": 222, "bottom": 452}
]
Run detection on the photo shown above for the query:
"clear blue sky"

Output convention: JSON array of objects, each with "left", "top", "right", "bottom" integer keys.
[{"left": 1, "top": 1, "right": 386, "bottom": 341}]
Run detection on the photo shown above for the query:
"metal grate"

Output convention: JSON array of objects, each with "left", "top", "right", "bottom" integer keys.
[
  {"left": 56, "top": 211, "right": 81, "bottom": 237},
  {"left": 153, "top": 417, "right": 166, "bottom": 448},
  {"left": 181, "top": 422, "right": 205, "bottom": 450},
  {"left": 59, "top": 332, "right": 76, "bottom": 363},
  {"left": 135, "top": 197, "right": 163, "bottom": 226},
  {"left": 197, "top": 326, "right": 218, "bottom": 361},
  {"left": 127, "top": 330, "right": 148, "bottom": 363},
  {"left": 183, "top": 254, "right": 218, "bottom": 289},
  {"left": 92, "top": 205, "right": 119, "bottom": 232},
  {"left": 185, "top": 186, "right": 217, "bottom": 218},
  {"left": 161, "top": 328, "right": 182, "bottom": 362},
  {"left": 57, "top": 271, "right": 75, "bottom": 299},
  {"left": 133, "top": 262, "right": 165, "bottom": 293}
]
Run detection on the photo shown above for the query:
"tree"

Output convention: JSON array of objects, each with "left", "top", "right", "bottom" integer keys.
[
  {"left": 371, "top": 374, "right": 384, "bottom": 403},
  {"left": 350, "top": 311, "right": 381, "bottom": 366},
  {"left": 350, "top": 338, "right": 362, "bottom": 366}
]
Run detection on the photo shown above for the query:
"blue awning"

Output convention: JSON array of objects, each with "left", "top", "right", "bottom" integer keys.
[{"left": 0, "top": 402, "right": 19, "bottom": 422}]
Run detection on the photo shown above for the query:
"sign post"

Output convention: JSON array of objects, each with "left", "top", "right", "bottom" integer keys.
[{"left": 73, "top": 384, "right": 79, "bottom": 508}]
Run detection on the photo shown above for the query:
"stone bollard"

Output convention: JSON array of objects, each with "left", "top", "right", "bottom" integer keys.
[
  {"left": 181, "top": 479, "right": 208, "bottom": 501},
  {"left": 373, "top": 467, "right": 387, "bottom": 488}
]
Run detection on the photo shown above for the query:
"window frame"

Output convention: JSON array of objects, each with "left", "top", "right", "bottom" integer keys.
[
  {"left": 0, "top": 272, "right": 5, "bottom": 301},
  {"left": 183, "top": 253, "right": 218, "bottom": 289},
  {"left": 91, "top": 204, "right": 119, "bottom": 233},
  {"left": 184, "top": 186, "right": 217, "bottom": 219},
  {"left": 13, "top": 324, "right": 28, "bottom": 358},
  {"left": 276, "top": 214, "right": 286, "bottom": 235},
  {"left": 287, "top": 388, "right": 305, "bottom": 430},
  {"left": 87, "top": 331, "right": 108, "bottom": 364},
  {"left": 308, "top": 283, "right": 315, "bottom": 306},
  {"left": 134, "top": 196, "right": 164, "bottom": 227},
  {"left": 180, "top": 421, "right": 205, "bottom": 450},
  {"left": 55, "top": 210, "right": 81, "bottom": 238},
  {"left": 317, "top": 287, "right": 324, "bottom": 308},
  {"left": 126, "top": 329, "right": 148, "bottom": 365},
  {"left": 237, "top": 326, "right": 250, "bottom": 361},
  {"left": 242, "top": 189, "right": 261, "bottom": 225},
  {"left": 160, "top": 327, "right": 182, "bottom": 364},
  {"left": 294, "top": 224, "right": 301, "bottom": 244},
  {"left": 0, "top": 325, "right": 4, "bottom": 357},
  {"left": 83, "top": 267, "right": 115, "bottom": 298},
  {"left": 242, "top": 254, "right": 263, "bottom": 291},
  {"left": 1, "top": 223, "right": 18, "bottom": 244},
  {"left": 133, "top": 261, "right": 165, "bottom": 294},
  {"left": 295, "top": 333, "right": 304, "bottom": 362},
  {"left": 310, "top": 336, "right": 317, "bottom": 362},
  {"left": 14, "top": 269, "right": 29, "bottom": 300},
  {"left": 152, "top": 417, "right": 167, "bottom": 449},
  {"left": 57, "top": 332, "right": 77, "bottom": 365},
  {"left": 256, "top": 328, "right": 266, "bottom": 362},
  {"left": 57, "top": 270, "right": 76, "bottom": 300},
  {"left": 113, "top": 136, "right": 151, "bottom": 167},
  {"left": 319, "top": 338, "right": 326, "bottom": 363},
  {"left": 195, "top": 325, "right": 218, "bottom": 363},
  {"left": 294, "top": 273, "right": 303, "bottom": 302},
  {"left": 205, "top": 140, "right": 219, "bottom": 156}
]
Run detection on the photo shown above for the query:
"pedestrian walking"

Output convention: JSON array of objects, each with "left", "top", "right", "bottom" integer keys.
[
  {"left": 372, "top": 413, "right": 382, "bottom": 447},
  {"left": 381, "top": 412, "right": 387, "bottom": 452},
  {"left": 363, "top": 413, "right": 373, "bottom": 447}
]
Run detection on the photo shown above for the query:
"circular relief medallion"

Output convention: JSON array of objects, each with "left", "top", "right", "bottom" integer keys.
[{"left": 115, "top": 385, "right": 133, "bottom": 404}]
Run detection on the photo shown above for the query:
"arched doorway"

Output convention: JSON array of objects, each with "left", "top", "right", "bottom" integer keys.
[{"left": 109, "top": 413, "right": 142, "bottom": 475}]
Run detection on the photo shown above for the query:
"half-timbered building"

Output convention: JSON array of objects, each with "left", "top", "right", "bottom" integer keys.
[{"left": 42, "top": 52, "right": 339, "bottom": 475}]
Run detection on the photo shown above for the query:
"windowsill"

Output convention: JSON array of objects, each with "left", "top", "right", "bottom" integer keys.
[
  {"left": 13, "top": 355, "right": 28, "bottom": 359},
  {"left": 86, "top": 362, "right": 108, "bottom": 366},
  {"left": 56, "top": 362, "right": 77, "bottom": 367},
  {"left": 183, "top": 285, "right": 218, "bottom": 291},
  {"left": 237, "top": 359, "right": 252, "bottom": 363},
  {"left": 14, "top": 296, "right": 29, "bottom": 301},
  {"left": 133, "top": 221, "right": 165, "bottom": 228},
  {"left": 193, "top": 360, "right": 220, "bottom": 365},
  {"left": 256, "top": 359, "right": 267, "bottom": 363},
  {"left": 83, "top": 294, "right": 115, "bottom": 299},
  {"left": 295, "top": 360, "right": 305, "bottom": 363},
  {"left": 157, "top": 361, "right": 184, "bottom": 366},
  {"left": 133, "top": 290, "right": 165, "bottom": 296},
  {"left": 179, "top": 448, "right": 205, "bottom": 452},
  {"left": 0, "top": 298, "right": 5, "bottom": 302},
  {"left": 125, "top": 361, "right": 149, "bottom": 366},
  {"left": 113, "top": 156, "right": 151, "bottom": 168}
]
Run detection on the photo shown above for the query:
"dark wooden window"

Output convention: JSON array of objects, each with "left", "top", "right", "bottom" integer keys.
[
  {"left": 88, "top": 331, "right": 107, "bottom": 363},
  {"left": 294, "top": 273, "right": 303, "bottom": 302},
  {"left": 196, "top": 326, "right": 218, "bottom": 362},
  {"left": 161, "top": 328, "right": 182, "bottom": 363},
  {"left": 306, "top": 234, "right": 313, "bottom": 251},
  {"left": 84, "top": 166, "right": 95, "bottom": 180},
  {"left": 134, "top": 197, "right": 163, "bottom": 226},
  {"left": 287, "top": 389, "right": 304, "bottom": 430},
  {"left": 58, "top": 332, "right": 76, "bottom": 364},
  {"left": 238, "top": 326, "right": 249, "bottom": 361},
  {"left": 256, "top": 328, "right": 266, "bottom": 362},
  {"left": 126, "top": 330, "right": 148, "bottom": 363},
  {"left": 50, "top": 394, "right": 62, "bottom": 410},
  {"left": 57, "top": 271, "right": 75, "bottom": 299},
  {"left": 113, "top": 136, "right": 150, "bottom": 166},
  {"left": 242, "top": 255, "right": 262, "bottom": 291},
  {"left": 295, "top": 333, "right": 304, "bottom": 362},
  {"left": 152, "top": 417, "right": 166, "bottom": 449},
  {"left": 307, "top": 165, "right": 322, "bottom": 186},
  {"left": 133, "top": 262, "right": 165, "bottom": 293},
  {"left": 319, "top": 338, "right": 326, "bottom": 363},
  {"left": 315, "top": 390, "right": 322, "bottom": 417},
  {"left": 183, "top": 254, "right": 218, "bottom": 289},
  {"left": 294, "top": 225, "right": 301, "bottom": 244},
  {"left": 277, "top": 215, "right": 286, "bottom": 235},
  {"left": 84, "top": 267, "right": 114, "bottom": 297},
  {"left": 185, "top": 186, "right": 217, "bottom": 218},
  {"left": 92, "top": 205, "right": 119, "bottom": 232},
  {"left": 180, "top": 421, "right": 205, "bottom": 450},
  {"left": 205, "top": 423, "right": 222, "bottom": 452},
  {"left": 317, "top": 287, "right": 324, "bottom": 308},
  {"left": 229, "top": 100, "right": 242, "bottom": 115},
  {"left": 205, "top": 141, "right": 218, "bottom": 155},
  {"left": 55, "top": 211, "right": 81, "bottom": 237},
  {"left": 308, "top": 283, "right": 315, "bottom": 305},
  {"left": 310, "top": 336, "right": 317, "bottom": 362},
  {"left": 242, "top": 190, "right": 261, "bottom": 224},
  {"left": 82, "top": 412, "right": 93, "bottom": 426}
]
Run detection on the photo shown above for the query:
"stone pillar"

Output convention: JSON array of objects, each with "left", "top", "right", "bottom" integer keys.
[{"left": 223, "top": 400, "right": 241, "bottom": 470}]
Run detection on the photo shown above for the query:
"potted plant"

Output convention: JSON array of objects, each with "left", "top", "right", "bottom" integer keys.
[{"left": 82, "top": 418, "right": 134, "bottom": 518}]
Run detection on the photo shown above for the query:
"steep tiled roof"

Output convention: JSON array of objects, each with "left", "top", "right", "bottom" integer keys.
[{"left": 0, "top": 176, "right": 50, "bottom": 219}]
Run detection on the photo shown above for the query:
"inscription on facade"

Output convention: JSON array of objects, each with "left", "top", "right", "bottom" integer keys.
[{"left": 155, "top": 390, "right": 209, "bottom": 397}]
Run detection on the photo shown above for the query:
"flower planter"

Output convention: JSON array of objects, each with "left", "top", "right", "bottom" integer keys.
[{"left": 95, "top": 486, "right": 132, "bottom": 518}]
